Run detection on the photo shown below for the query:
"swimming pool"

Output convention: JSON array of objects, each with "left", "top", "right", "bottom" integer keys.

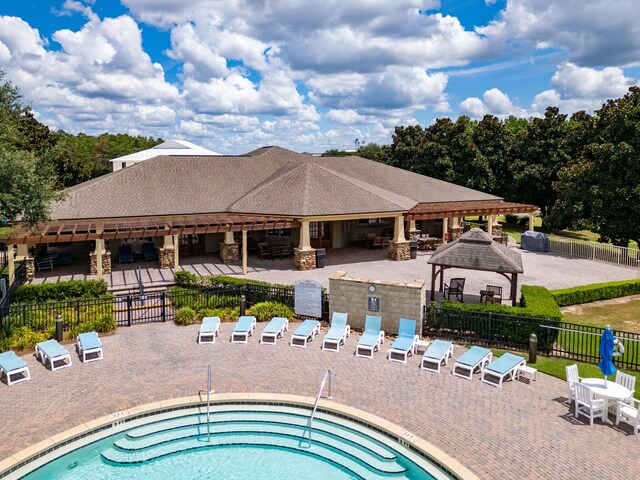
[{"left": 5, "top": 400, "right": 466, "bottom": 480}]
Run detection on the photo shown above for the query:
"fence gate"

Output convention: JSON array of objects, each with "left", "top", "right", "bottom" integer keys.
[{"left": 114, "top": 292, "right": 170, "bottom": 326}]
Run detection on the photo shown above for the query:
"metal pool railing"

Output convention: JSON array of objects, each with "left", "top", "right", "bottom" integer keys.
[{"left": 546, "top": 235, "right": 639, "bottom": 268}]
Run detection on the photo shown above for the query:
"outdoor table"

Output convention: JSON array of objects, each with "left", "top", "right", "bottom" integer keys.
[{"left": 581, "top": 377, "right": 632, "bottom": 425}]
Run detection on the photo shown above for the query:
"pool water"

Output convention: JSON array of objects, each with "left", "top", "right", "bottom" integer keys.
[{"left": 18, "top": 405, "right": 449, "bottom": 480}]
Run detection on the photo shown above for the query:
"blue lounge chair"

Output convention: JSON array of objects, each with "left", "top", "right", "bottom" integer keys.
[
  {"left": 35, "top": 339, "right": 72, "bottom": 371},
  {"left": 388, "top": 318, "right": 419, "bottom": 363},
  {"left": 76, "top": 331, "right": 103, "bottom": 363},
  {"left": 452, "top": 346, "right": 492, "bottom": 380},
  {"left": 481, "top": 353, "right": 526, "bottom": 387},
  {"left": 231, "top": 316, "right": 256, "bottom": 343},
  {"left": 198, "top": 317, "right": 220, "bottom": 344},
  {"left": 119, "top": 245, "right": 134, "bottom": 264},
  {"left": 143, "top": 242, "right": 158, "bottom": 261},
  {"left": 0, "top": 351, "right": 30, "bottom": 385},
  {"left": 322, "top": 312, "right": 350, "bottom": 352},
  {"left": 355, "top": 315, "right": 385, "bottom": 359},
  {"left": 260, "top": 317, "right": 289, "bottom": 345},
  {"left": 290, "top": 320, "right": 320, "bottom": 348},
  {"left": 420, "top": 340, "right": 454, "bottom": 373}
]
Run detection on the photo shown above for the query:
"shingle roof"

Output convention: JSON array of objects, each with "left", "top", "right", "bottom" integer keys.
[
  {"left": 427, "top": 228, "right": 524, "bottom": 274},
  {"left": 52, "top": 146, "right": 502, "bottom": 220}
]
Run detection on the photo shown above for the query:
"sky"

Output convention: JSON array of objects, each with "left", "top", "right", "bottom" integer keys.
[{"left": 1, "top": 0, "right": 639, "bottom": 154}]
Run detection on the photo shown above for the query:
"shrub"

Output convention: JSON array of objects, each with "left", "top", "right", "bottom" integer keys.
[
  {"left": 67, "top": 322, "right": 95, "bottom": 339},
  {"left": 10, "top": 326, "right": 47, "bottom": 351},
  {"left": 504, "top": 214, "right": 519, "bottom": 224},
  {"left": 175, "top": 307, "right": 196, "bottom": 326},
  {"left": 16, "top": 279, "right": 111, "bottom": 304},
  {"left": 551, "top": 279, "right": 640, "bottom": 307},
  {"left": 174, "top": 271, "right": 198, "bottom": 288},
  {"left": 246, "top": 302, "right": 294, "bottom": 322},
  {"left": 199, "top": 306, "right": 240, "bottom": 322},
  {"left": 93, "top": 314, "right": 116, "bottom": 333}
]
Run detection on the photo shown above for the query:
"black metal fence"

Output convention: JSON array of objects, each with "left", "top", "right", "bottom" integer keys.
[{"left": 0, "top": 262, "right": 26, "bottom": 326}]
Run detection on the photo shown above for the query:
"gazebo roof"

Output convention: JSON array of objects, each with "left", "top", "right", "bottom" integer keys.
[{"left": 427, "top": 228, "right": 524, "bottom": 274}]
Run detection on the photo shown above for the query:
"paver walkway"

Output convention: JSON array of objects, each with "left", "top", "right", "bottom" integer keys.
[{"left": 1, "top": 322, "right": 638, "bottom": 479}]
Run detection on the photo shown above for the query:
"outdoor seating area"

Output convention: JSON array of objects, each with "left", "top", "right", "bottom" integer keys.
[{"left": 256, "top": 242, "right": 294, "bottom": 260}]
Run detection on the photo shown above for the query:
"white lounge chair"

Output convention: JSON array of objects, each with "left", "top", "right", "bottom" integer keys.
[
  {"left": 420, "top": 340, "right": 453, "bottom": 373},
  {"left": 388, "top": 318, "right": 419, "bottom": 363},
  {"left": 290, "top": 320, "right": 320, "bottom": 348},
  {"left": 574, "top": 382, "right": 605, "bottom": 425},
  {"left": 355, "top": 315, "right": 385, "bottom": 359},
  {"left": 565, "top": 364, "right": 583, "bottom": 404},
  {"left": 616, "top": 398, "right": 640, "bottom": 435},
  {"left": 452, "top": 346, "right": 491, "bottom": 380},
  {"left": 260, "top": 317, "right": 289, "bottom": 345},
  {"left": 0, "top": 351, "right": 30, "bottom": 385},
  {"left": 481, "top": 352, "right": 526, "bottom": 387},
  {"left": 231, "top": 316, "right": 256, "bottom": 343},
  {"left": 322, "top": 312, "right": 350, "bottom": 352},
  {"left": 76, "top": 331, "right": 103, "bottom": 363},
  {"left": 35, "top": 339, "right": 72, "bottom": 371},
  {"left": 198, "top": 317, "right": 220, "bottom": 344}
]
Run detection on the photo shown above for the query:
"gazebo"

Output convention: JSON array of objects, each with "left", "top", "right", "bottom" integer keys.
[{"left": 427, "top": 228, "right": 524, "bottom": 306}]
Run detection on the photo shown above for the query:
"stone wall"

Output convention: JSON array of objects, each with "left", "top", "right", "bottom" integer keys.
[
  {"left": 159, "top": 246, "right": 174, "bottom": 269},
  {"left": 492, "top": 224, "right": 503, "bottom": 236},
  {"left": 388, "top": 241, "right": 410, "bottom": 261},
  {"left": 294, "top": 248, "right": 316, "bottom": 270},
  {"left": 219, "top": 242, "right": 240, "bottom": 263},
  {"left": 449, "top": 226, "right": 463, "bottom": 240},
  {"left": 329, "top": 271, "right": 425, "bottom": 335},
  {"left": 25, "top": 257, "right": 35, "bottom": 282},
  {"left": 89, "top": 250, "right": 112, "bottom": 276}
]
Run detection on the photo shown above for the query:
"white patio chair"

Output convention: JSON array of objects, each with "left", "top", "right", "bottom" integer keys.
[
  {"left": 616, "top": 398, "right": 640, "bottom": 435},
  {"left": 574, "top": 382, "right": 605, "bottom": 426},
  {"left": 615, "top": 371, "right": 636, "bottom": 402},
  {"left": 565, "top": 364, "right": 582, "bottom": 404}
]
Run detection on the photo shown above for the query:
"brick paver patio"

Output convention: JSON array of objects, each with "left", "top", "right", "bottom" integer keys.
[{"left": 1, "top": 322, "right": 639, "bottom": 479}]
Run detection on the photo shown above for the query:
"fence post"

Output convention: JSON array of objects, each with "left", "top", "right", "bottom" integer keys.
[
  {"left": 161, "top": 291, "right": 166, "bottom": 322},
  {"left": 240, "top": 294, "right": 246, "bottom": 316},
  {"left": 127, "top": 295, "right": 132, "bottom": 327},
  {"left": 529, "top": 333, "right": 537, "bottom": 363},
  {"left": 76, "top": 300, "right": 81, "bottom": 328},
  {"left": 56, "top": 314, "right": 63, "bottom": 342}
]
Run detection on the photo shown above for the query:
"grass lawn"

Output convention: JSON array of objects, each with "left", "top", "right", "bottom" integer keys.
[{"left": 562, "top": 297, "right": 640, "bottom": 333}]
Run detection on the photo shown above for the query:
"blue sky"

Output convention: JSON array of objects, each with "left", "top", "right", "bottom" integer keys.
[{"left": 1, "top": 0, "right": 638, "bottom": 154}]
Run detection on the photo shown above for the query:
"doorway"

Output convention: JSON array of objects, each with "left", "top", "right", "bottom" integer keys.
[
  {"left": 178, "top": 234, "right": 205, "bottom": 255},
  {"left": 310, "top": 222, "right": 332, "bottom": 248}
]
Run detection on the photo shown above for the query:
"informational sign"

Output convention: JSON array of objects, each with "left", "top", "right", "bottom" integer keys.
[
  {"left": 294, "top": 279, "right": 323, "bottom": 318},
  {"left": 368, "top": 296, "right": 380, "bottom": 312}
]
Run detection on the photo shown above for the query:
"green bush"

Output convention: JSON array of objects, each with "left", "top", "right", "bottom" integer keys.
[
  {"left": 93, "top": 314, "right": 116, "bottom": 333},
  {"left": 67, "top": 322, "right": 95, "bottom": 339},
  {"left": 520, "top": 285, "right": 562, "bottom": 320},
  {"left": 10, "top": 326, "right": 48, "bottom": 350},
  {"left": 175, "top": 307, "right": 196, "bottom": 326},
  {"left": 199, "top": 306, "right": 240, "bottom": 322},
  {"left": 16, "top": 279, "right": 111, "bottom": 304},
  {"left": 169, "top": 286, "right": 240, "bottom": 311},
  {"left": 246, "top": 302, "right": 294, "bottom": 322},
  {"left": 174, "top": 271, "right": 199, "bottom": 288},
  {"left": 551, "top": 279, "right": 640, "bottom": 307},
  {"left": 173, "top": 272, "right": 295, "bottom": 290}
]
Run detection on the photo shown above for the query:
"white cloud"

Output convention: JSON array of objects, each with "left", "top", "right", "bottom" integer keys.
[
  {"left": 550, "top": 62, "right": 634, "bottom": 100},
  {"left": 459, "top": 88, "right": 526, "bottom": 119}
]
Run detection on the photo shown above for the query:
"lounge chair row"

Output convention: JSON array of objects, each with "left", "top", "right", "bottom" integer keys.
[{"left": 0, "top": 332, "right": 103, "bottom": 386}]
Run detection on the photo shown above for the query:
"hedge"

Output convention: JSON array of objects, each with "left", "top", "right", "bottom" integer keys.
[
  {"left": 16, "top": 279, "right": 111, "bottom": 304},
  {"left": 551, "top": 279, "right": 640, "bottom": 307},
  {"left": 174, "top": 271, "right": 295, "bottom": 290}
]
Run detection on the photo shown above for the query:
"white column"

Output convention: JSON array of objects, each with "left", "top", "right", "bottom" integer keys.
[
  {"left": 299, "top": 221, "right": 312, "bottom": 251},
  {"left": 95, "top": 239, "right": 104, "bottom": 277},
  {"left": 487, "top": 215, "right": 494, "bottom": 235},
  {"left": 224, "top": 231, "right": 234, "bottom": 244},
  {"left": 393, "top": 215, "right": 406, "bottom": 242},
  {"left": 452, "top": 217, "right": 459, "bottom": 228},
  {"left": 16, "top": 244, "right": 28, "bottom": 260},
  {"left": 7, "top": 244, "right": 15, "bottom": 284},
  {"left": 173, "top": 235, "right": 179, "bottom": 269},
  {"left": 163, "top": 235, "right": 173, "bottom": 247},
  {"left": 528, "top": 212, "right": 535, "bottom": 231},
  {"left": 242, "top": 230, "right": 248, "bottom": 275},
  {"left": 442, "top": 217, "right": 449, "bottom": 243}
]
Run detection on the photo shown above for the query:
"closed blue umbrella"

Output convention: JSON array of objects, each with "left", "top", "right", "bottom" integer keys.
[{"left": 597, "top": 326, "right": 617, "bottom": 385}]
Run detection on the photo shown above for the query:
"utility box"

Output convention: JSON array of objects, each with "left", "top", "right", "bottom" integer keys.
[
  {"left": 409, "top": 241, "right": 418, "bottom": 259},
  {"left": 315, "top": 248, "right": 326, "bottom": 268}
]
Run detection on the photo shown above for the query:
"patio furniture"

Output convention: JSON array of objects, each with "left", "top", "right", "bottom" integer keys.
[
  {"left": 574, "top": 382, "right": 606, "bottom": 426},
  {"left": 372, "top": 236, "right": 384, "bottom": 249},
  {"left": 580, "top": 377, "right": 632, "bottom": 425},
  {"left": 322, "top": 312, "right": 350, "bottom": 352},
  {"left": 119, "top": 245, "right": 134, "bottom": 264},
  {"left": 198, "top": 317, "right": 220, "bottom": 344},
  {"left": 35, "top": 339, "right": 72, "bottom": 371},
  {"left": 76, "top": 331, "right": 103, "bottom": 363},
  {"left": 481, "top": 285, "right": 503, "bottom": 305},
  {"left": 518, "top": 365, "right": 538, "bottom": 383},
  {"left": 36, "top": 254, "right": 55, "bottom": 272},
  {"left": 143, "top": 242, "right": 158, "bottom": 261},
  {"left": 420, "top": 340, "right": 453, "bottom": 373},
  {"left": 231, "top": 316, "right": 257, "bottom": 343},
  {"left": 565, "top": 364, "right": 583, "bottom": 403},
  {"left": 54, "top": 251, "right": 72, "bottom": 266},
  {"left": 616, "top": 398, "right": 640, "bottom": 435},
  {"left": 388, "top": 318, "right": 419, "bottom": 363},
  {"left": 355, "top": 315, "right": 385, "bottom": 358},
  {"left": 0, "top": 351, "right": 30, "bottom": 386},
  {"left": 615, "top": 371, "right": 636, "bottom": 403},
  {"left": 260, "top": 317, "right": 289, "bottom": 345},
  {"left": 481, "top": 352, "right": 526, "bottom": 387},
  {"left": 257, "top": 242, "right": 271, "bottom": 260},
  {"left": 290, "top": 320, "right": 320, "bottom": 348},
  {"left": 452, "top": 346, "right": 492, "bottom": 380},
  {"left": 443, "top": 278, "right": 465, "bottom": 302}
]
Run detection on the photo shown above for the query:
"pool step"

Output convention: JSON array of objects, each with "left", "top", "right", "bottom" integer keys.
[
  {"left": 125, "top": 410, "right": 395, "bottom": 461},
  {"left": 102, "top": 433, "right": 407, "bottom": 478}
]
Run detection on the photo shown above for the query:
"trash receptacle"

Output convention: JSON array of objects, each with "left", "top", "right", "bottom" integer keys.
[
  {"left": 315, "top": 248, "right": 326, "bottom": 268},
  {"left": 409, "top": 240, "right": 418, "bottom": 259}
]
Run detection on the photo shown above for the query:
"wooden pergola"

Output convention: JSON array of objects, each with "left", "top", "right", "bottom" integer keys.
[
  {"left": 427, "top": 228, "right": 524, "bottom": 306},
  {"left": 405, "top": 200, "right": 538, "bottom": 220}
]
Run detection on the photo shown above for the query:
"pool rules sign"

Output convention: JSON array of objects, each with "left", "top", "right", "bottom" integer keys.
[{"left": 294, "top": 279, "right": 322, "bottom": 319}]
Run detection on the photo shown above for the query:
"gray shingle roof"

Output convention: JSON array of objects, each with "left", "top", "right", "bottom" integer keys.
[
  {"left": 427, "top": 228, "right": 524, "bottom": 273},
  {"left": 51, "top": 146, "right": 501, "bottom": 220}
]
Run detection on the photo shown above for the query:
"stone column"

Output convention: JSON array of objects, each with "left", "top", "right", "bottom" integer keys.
[
  {"left": 102, "top": 250, "right": 112, "bottom": 275},
  {"left": 407, "top": 219, "right": 420, "bottom": 239},
  {"left": 241, "top": 230, "right": 248, "bottom": 275},
  {"left": 7, "top": 244, "right": 15, "bottom": 285},
  {"left": 294, "top": 249, "right": 316, "bottom": 270},
  {"left": 159, "top": 246, "right": 175, "bottom": 269},
  {"left": 529, "top": 212, "right": 535, "bottom": 231},
  {"left": 492, "top": 222, "right": 503, "bottom": 236},
  {"left": 442, "top": 217, "right": 449, "bottom": 243},
  {"left": 220, "top": 231, "right": 239, "bottom": 263},
  {"left": 299, "top": 220, "right": 312, "bottom": 251},
  {"left": 25, "top": 256, "right": 35, "bottom": 282},
  {"left": 487, "top": 215, "right": 494, "bottom": 235},
  {"left": 389, "top": 215, "right": 410, "bottom": 260}
]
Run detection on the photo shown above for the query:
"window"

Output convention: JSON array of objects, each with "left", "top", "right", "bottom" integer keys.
[
  {"left": 121, "top": 162, "right": 127, "bottom": 169},
  {"left": 357, "top": 218, "right": 390, "bottom": 225}
]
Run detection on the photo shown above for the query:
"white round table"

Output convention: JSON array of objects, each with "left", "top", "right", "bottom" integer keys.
[{"left": 581, "top": 377, "right": 632, "bottom": 424}]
